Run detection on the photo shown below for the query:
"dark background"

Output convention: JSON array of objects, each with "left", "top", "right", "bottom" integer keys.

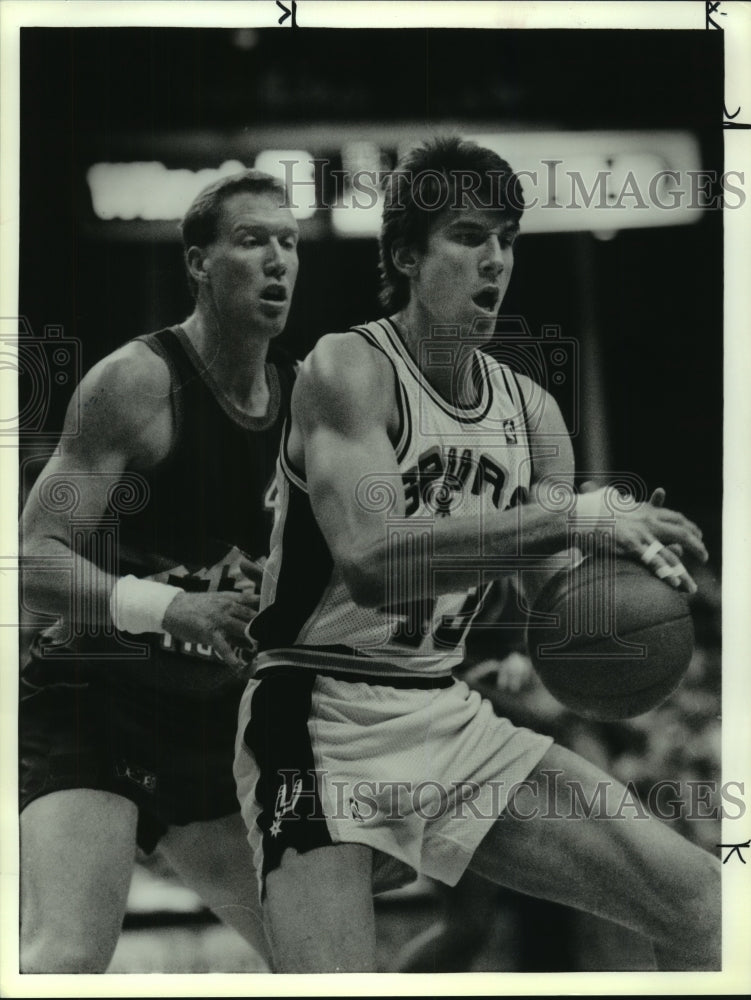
[{"left": 19, "top": 26, "right": 723, "bottom": 554}]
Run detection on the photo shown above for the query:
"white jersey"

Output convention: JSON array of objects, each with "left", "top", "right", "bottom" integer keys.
[{"left": 252, "top": 317, "right": 533, "bottom": 679}]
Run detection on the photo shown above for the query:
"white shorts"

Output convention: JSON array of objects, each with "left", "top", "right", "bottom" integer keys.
[{"left": 234, "top": 667, "right": 553, "bottom": 895}]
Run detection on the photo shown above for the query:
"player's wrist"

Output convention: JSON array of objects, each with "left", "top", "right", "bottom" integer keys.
[
  {"left": 110, "top": 575, "right": 184, "bottom": 634},
  {"left": 572, "top": 487, "right": 609, "bottom": 529}
]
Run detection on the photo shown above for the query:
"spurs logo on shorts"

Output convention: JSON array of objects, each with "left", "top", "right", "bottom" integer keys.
[{"left": 270, "top": 776, "right": 303, "bottom": 838}]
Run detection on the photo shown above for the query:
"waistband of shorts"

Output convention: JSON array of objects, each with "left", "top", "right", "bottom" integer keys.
[{"left": 254, "top": 664, "right": 456, "bottom": 690}]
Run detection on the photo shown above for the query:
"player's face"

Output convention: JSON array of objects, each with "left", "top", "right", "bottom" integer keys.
[
  {"left": 410, "top": 208, "right": 518, "bottom": 334},
  {"left": 205, "top": 190, "right": 299, "bottom": 335}
]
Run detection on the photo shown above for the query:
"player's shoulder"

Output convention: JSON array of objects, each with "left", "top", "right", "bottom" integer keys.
[
  {"left": 514, "top": 372, "right": 569, "bottom": 438},
  {"left": 68, "top": 338, "right": 173, "bottom": 453},
  {"left": 308, "top": 329, "right": 388, "bottom": 370},
  {"left": 82, "top": 338, "right": 172, "bottom": 402},
  {"left": 294, "top": 331, "right": 395, "bottom": 427},
  {"left": 303, "top": 331, "right": 392, "bottom": 394},
  {"left": 509, "top": 371, "right": 537, "bottom": 400}
]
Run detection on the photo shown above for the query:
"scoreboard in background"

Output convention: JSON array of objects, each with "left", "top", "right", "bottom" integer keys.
[{"left": 83, "top": 125, "right": 721, "bottom": 241}]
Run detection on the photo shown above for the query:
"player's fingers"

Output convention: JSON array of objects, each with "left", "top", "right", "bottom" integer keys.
[
  {"left": 223, "top": 615, "right": 257, "bottom": 646},
  {"left": 640, "top": 539, "right": 697, "bottom": 595},
  {"left": 212, "top": 632, "right": 244, "bottom": 668},
  {"left": 235, "top": 588, "right": 261, "bottom": 606},
  {"left": 227, "top": 595, "right": 261, "bottom": 620},
  {"left": 668, "top": 525, "right": 708, "bottom": 563},
  {"left": 219, "top": 637, "right": 254, "bottom": 678},
  {"left": 225, "top": 611, "right": 257, "bottom": 643},
  {"left": 654, "top": 544, "right": 696, "bottom": 593},
  {"left": 224, "top": 592, "right": 260, "bottom": 616},
  {"left": 243, "top": 619, "right": 259, "bottom": 658},
  {"left": 648, "top": 511, "right": 707, "bottom": 561},
  {"left": 238, "top": 556, "right": 265, "bottom": 586},
  {"left": 656, "top": 508, "right": 704, "bottom": 542},
  {"left": 667, "top": 542, "right": 683, "bottom": 558},
  {"left": 649, "top": 487, "right": 666, "bottom": 507},
  {"left": 225, "top": 605, "right": 257, "bottom": 628}
]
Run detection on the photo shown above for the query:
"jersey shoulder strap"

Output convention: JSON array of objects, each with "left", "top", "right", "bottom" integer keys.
[
  {"left": 133, "top": 325, "right": 196, "bottom": 389},
  {"left": 349, "top": 321, "right": 411, "bottom": 462}
]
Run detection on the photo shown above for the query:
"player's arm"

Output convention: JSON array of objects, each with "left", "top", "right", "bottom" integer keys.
[
  {"left": 21, "top": 343, "right": 171, "bottom": 620},
  {"left": 517, "top": 374, "right": 707, "bottom": 594},
  {"left": 292, "top": 338, "right": 592, "bottom": 609},
  {"left": 21, "top": 344, "right": 255, "bottom": 667}
]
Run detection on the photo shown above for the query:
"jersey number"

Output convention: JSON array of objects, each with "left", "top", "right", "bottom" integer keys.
[
  {"left": 264, "top": 477, "right": 279, "bottom": 513},
  {"left": 390, "top": 489, "right": 527, "bottom": 651},
  {"left": 391, "top": 586, "right": 489, "bottom": 651}
]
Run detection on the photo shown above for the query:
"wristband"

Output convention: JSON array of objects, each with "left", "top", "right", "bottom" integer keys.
[{"left": 110, "top": 575, "right": 184, "bottom": 634}]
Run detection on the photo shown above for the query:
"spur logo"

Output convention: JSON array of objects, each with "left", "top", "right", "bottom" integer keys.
[{"left": 269, "top": 776, "right": 303, "bottom": 838}]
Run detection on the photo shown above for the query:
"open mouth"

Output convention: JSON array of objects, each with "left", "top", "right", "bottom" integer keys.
[
  {"left": 471, "top": 287, "right": 500, "bottom": 312},
  {"left": 260, "top": 284, "right": 287, "bottom": 303}
]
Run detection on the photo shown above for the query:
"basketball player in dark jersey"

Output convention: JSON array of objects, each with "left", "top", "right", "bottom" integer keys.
[
  {"left": 234, "top": 139, "right": 720, "bottom": 972},
  {"left": 19, "top": 170, "right": 299, "bottom": 972}
]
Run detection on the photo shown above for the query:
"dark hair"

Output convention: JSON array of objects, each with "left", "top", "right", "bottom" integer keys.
[
  {"left": 179, "top": 169, "right": 288, "bottom": 299},
  {"left": 378, "top": 136, "right": 525, "bottom": 312}
]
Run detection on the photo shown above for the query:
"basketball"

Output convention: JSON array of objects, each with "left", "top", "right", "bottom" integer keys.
[{"left": 526, "top": 556, "right": 695, "bottom": 721}]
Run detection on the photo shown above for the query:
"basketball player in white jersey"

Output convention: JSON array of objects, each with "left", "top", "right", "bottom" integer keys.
[
  {"left": 235, "top": 138, "right": 720, "bottom": 972},
  {"left": 20, "top": 170, "right": 299, "bottom": 972}
]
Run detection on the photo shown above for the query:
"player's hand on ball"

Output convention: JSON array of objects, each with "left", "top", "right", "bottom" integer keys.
[
  {"left": 161, "top": 589, "right": 260, "bottom": 671},
  {"left": 648, "top": 487, "right": 684, "bottom": 559},
  {"left": 612, "top": 486, "right": 707, "bottom": 595}
]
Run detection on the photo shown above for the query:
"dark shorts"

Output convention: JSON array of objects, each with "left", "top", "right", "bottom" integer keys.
[{"left": 19, "top": 665, "right": 244, "bottom": 853}]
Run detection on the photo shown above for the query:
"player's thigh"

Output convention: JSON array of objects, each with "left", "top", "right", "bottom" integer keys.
[
  {"left": 468, "top": 744, "right": 720, "bottom": 944},
  {"left": 264, "top": 843, "right": 377, "bottom": 973},
  {"left": 156, "top": 811, "right": 270, "bottom": 963},
  {"left": 20, "top": 788, "right": 138, "bottom": 972}
]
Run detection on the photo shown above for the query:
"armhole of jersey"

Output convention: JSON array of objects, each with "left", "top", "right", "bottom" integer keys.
[
  {"left": 131, "top": 331, "right": 184, "bottom": 464},
  {"left": 282, "top": 358, "right": 302, "bottom": 402},
  {"left": 281, "top": 330, "right": 411, "bottom": 492},
  {"left": 474, "top": 350, "right": 495, "bottom": 419},
  {"left": 509, "top": 369, "right": 534, "bottom": 484},
  {"left": 351, "top": 325, "right": 412, "bottom": 463},
  {"left": 279, "top": 416, "right": 307, "bottom": 492}
]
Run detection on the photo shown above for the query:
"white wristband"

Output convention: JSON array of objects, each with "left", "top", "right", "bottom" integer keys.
[
  {"left": 572, "top": 487, "right": 609, "bottom": 527},
  {"left": 110, "top": 575, "right": 184, "bottom": 635}
]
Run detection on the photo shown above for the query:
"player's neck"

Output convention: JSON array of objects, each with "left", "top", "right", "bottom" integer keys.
[
  {"left": 392, "top": 308, "right": 482, "bottom": 409},
  {"left": 180, "top": 311, "right": 271, "bottom": 416}
]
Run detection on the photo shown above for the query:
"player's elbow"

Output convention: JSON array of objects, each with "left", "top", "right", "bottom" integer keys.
[{"left": 340, "top": 556, "right": 385, "bottom": 608}]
